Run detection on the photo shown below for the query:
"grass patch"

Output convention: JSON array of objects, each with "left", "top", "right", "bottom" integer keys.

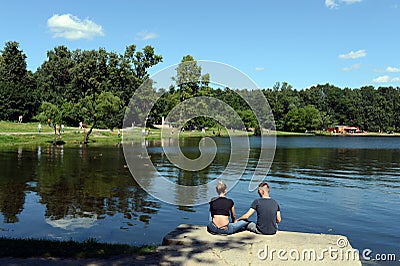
[
  {"left": 0, "top": 121, "right": 121, "bottom": 147},
  {"left": 0, "top": 122, "right": 310, "bottom": 147},
  {"left": 0, "top": 121, "right": 53, "bottom": 133},
  {"left": 273, "top": 131, "right": 309, "bottom": 136},
  {"left": 0, "top": 237, "right": 157, "bottom": 259}
]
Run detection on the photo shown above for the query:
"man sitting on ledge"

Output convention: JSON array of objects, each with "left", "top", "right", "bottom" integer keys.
[{"left": 236, "top": 182, "right": 281, "bottom": 235}]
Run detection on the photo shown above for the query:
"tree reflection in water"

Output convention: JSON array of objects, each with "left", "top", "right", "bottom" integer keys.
[{"left": 0, "top": 145, "right": 160, "bottom": 227}]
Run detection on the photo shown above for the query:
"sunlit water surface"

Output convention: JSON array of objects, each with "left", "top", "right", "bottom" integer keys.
[{"left": 0, "top": 136, "right": 399, "bottom": 264}]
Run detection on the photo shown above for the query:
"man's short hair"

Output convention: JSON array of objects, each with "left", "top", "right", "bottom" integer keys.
[{"left": 258, "top": 182, "right": 270, "bottom": 193}]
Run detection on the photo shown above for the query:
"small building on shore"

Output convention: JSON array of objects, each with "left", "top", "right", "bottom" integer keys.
[{"left": 327, "top": 125, "right": 361, "bottom": 134}]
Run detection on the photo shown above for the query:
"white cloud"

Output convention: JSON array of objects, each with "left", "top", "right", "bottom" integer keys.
[
  {"left": 326, "top": 0, "right": 362, "bottom": 9},
  {"left": 341, "top": 63, "right": 361, "bottom": 71},
  {"left": 374, "top": 66, "right": 400, "bottom": 73},
  {"left": 392, "top": 77, "right": 400, "bottom": 82},
  {"left": 386, "top": 66, "right": 400, "bottom": 73},
  {"left": 372, "top": 75, "right": 390, "bottom": 83},
  {"left": 255, "top": 67, "right": 265, "bottom": 71},
  {"left": 47, "top": 14, "right": 104, "bottom": 40},
  {"left": 341, "top": 0, "right": 362, "bottom": 4},
  {"left": 136, "top": 31, "right": 158, "bottom": 41},
  {"left": 325, "top": 0, "right": 338, "bottom": 9},
  {"left": 339, "top": 49, "right": 366, "bottom": 59}
]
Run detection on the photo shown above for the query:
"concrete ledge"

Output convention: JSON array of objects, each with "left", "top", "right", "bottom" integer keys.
[{"left": 158, "top": 224, "right": 362, "bottom": 265}]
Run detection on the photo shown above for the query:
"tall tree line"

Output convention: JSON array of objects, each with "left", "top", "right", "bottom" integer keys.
[
  {"left": 1, "top": 41, "right": 400, "bottom": 133},
  {"left": 0, "top": 41, "right": 162, "bottom": 142},
  {"left": 262, "top": 82, "right": 400, "bottom": 132}
]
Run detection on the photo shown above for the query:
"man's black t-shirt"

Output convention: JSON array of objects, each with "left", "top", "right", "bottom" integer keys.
[
  {"left": 209, "top": 197, "right": 234, "bottom": 217},
  {"left": 250, "top": 198, "right": 280, "bottom": 234}
]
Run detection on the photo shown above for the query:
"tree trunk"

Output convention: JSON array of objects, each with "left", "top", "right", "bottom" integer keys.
[
  {"left": 84, "top": 121, "right": 96, "bottom": 144},
  {"left": 53, "top": 125, "right": 57, "bottom": 145}
]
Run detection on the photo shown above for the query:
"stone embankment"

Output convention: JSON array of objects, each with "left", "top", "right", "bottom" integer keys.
[
  {"left": 0, "top": 224, "right": 362, "bottom": 265},
  {"left": 158, "top": 224, "right": 362, "bottom": 265}
]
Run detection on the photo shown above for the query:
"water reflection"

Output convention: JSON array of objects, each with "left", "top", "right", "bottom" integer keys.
[
  {"left": 123, "top": 137, "right": 233, "bottom": 206},
  {"left": 46, "top": 212, "right": 98, "bottom": 230},
  {"left": 37, "top": 146, "right": 41, "bottom": 162},
  {"left": 0, "top": 146, "right": 160, "bottom": 228},
  {"left": 0, "top": 137, "right": 399, "bottom": 257}
]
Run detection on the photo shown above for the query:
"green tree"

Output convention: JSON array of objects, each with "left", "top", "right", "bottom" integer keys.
[
  {"left": 303, "top": 105, "right": 322, "bottom": 131},
  {"left": 238, "top": 109, "right": 257, "bottom": 129},
  {"left": 125, "top": 79, "right": 158, "bottom": 127},
  {"left": 173, "top": 55, "right": 202, "bottom": 102},
  {"left": 35, "top": 102, "right": 62, "bottom": 143},
  {"left": 284, "top": 107, "right": 305, "bottom": 132},
  {"left": 79, "top": 91, "right": 123, "bottom": 144},
  {"left": 264, "top": 82, "right": 302, "bottom": 130},
  {"left": 0, "top": 41, "right": 28, "bottom": 84},
  {"left": 34, "top": 46, "right": 74, "bottom": 104},
  {"left": 0, "top": 41, "right": 38, "bottom": 121},
  {"left": 118, "top": 45, "right": 162, "bottom": 106},
  {"left": 171, "top": 55, "right": 214, "bottom": 128},
  {"left": 359, "top": 86, "right": 381, "bottom": 131},
  {"left": 318, "top": 111, "right": 334, "bottom": 130},
  {"left": 218, "top": 87, "right": 248, "bottom": 113},
  {"left": 284, "top": 105, "right": 321, "bottom": 132},
  {"left": 0, "top": 82, "right": 38, "bottom": 121},
  {"left": 376, "top": 86, "right": 397, "bottom": 131}
]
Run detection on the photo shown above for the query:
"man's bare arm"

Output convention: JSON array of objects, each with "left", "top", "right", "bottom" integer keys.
[
  {"left": 236, "top": 208, "right": 255, "bottom": 222},
  {"left": 276, "top": 211, "right": 282, "bottom": 223}
]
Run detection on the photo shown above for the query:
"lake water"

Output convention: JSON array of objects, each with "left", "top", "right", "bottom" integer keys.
[{"left": 0, "top": 136, "right": 399, "bottom": 264}]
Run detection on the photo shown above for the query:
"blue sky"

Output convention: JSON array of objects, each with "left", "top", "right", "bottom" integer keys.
[{"left": 1, "top": 0, "right": 400, "bottom": 89}]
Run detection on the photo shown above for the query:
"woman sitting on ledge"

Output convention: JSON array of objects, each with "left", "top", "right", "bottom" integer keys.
[{"left": 207, "top": 181, "right": 248, "bottom": 235}]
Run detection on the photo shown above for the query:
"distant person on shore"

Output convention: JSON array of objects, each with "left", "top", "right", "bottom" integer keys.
[
  {"left": 236, "top": 182, "right": 281, "bottom": 235},
  {"left": 18, "top": 115, "right": 23, "bottom": 123},
  {"left": 207, "top": 181, "right": 248, "bottom": 235},
  {"left": 38, "top": 123, "right": 41, "bottom": 134}
]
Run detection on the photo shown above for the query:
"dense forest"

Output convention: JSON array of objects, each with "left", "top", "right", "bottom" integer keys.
[{"left": 1, "top": 41, "right": 400, "bottom": 134}]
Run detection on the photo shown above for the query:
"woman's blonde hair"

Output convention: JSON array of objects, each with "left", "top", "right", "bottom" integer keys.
[{"left": 216, "top": 180, "right": 227, "bottom": 194}]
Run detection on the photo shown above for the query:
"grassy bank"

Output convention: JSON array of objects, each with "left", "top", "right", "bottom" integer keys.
[
  {"left": 2, "top": 121, "right": 398, "bottom": 147},
  {"left": 0, "top": 121, "right": 121, "bottom": 147},
  {"left": 0, "top": 121, "right": 258, "bottom": 147},
  {"left": 0, "top": 237, "right": 156, "bottom": 259}
]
